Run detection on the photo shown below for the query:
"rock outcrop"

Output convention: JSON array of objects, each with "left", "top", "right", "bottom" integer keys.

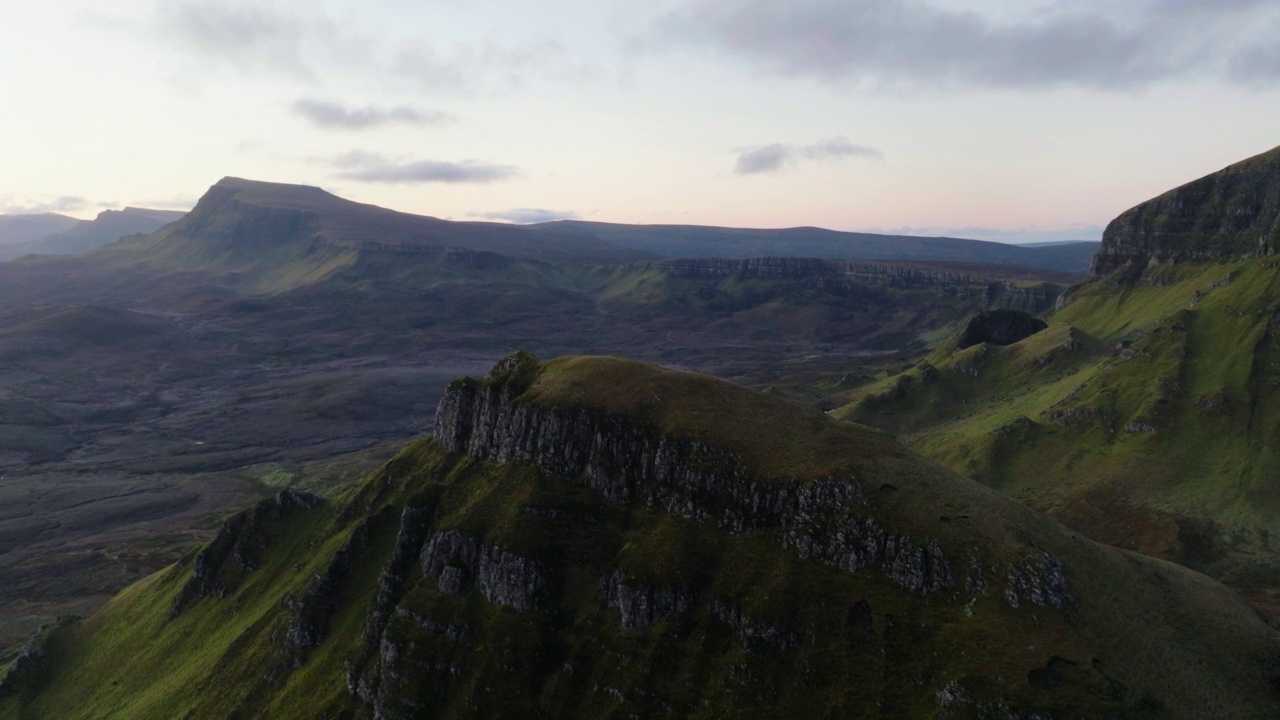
[
  {"left": 421, "top": 530, "right": 544, "bottom": 612},
  {"left": 956, "top": 309, "right": 1048, "bottom": 349},
  {"left": 656, "top": 257, "right": 1065, "bottom": 315},
  {"left": 1091, "top": 145, "right": 1280, "bottom": 278},
  {"left": 283, "top": 521, "right": 370, "bottom": 666},
  {"left": 171, "top": 489, "right": 321, "bottom": 617},
  {"left": 601, "top": 572, "right": 695, "bottom": 630},
  {"left": 433, "top": 354, "right": 1071, "bottom": 607}
]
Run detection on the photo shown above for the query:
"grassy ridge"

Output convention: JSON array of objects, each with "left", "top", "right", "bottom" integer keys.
[
  {"left": 4, "top": 357, "right": 1279, "bottom": 717},
  {"left": 837, "top": 257, "right": 1280, "bottom": 609}
]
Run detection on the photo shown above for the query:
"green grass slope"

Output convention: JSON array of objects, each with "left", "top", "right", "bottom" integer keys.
[
  {"left": 3, "top": 355, "right": 1278, "bottom": 719},
  {"left": 837, "top": 257, "right": 1280, "bottom": 611}
]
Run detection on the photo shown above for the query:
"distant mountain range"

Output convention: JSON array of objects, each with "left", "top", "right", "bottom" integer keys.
[
  {"left": 0, "top": 207, "right": 185, "bottom": 262},
  {"left": 0, "top": 213, "right": 80, "bottom": 247},
  {"left": 533, "top": 219, "right": 1099, "bottom": 271},
  {"left": 0, "top": 180, "right": 1101, "bottom": 273}
]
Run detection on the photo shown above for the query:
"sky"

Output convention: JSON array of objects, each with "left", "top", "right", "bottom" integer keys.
[{"left": 1, "top": 0, "right": 1278, "bottom": 243}]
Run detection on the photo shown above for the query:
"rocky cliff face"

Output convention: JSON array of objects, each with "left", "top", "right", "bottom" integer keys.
[
  {"left": 1092, "top": 145, "right": 1280, "bottom": 278},
  {"left": 8, "top": 354, "right": 1280, "bottom": 719},
  {"left": 170, "top": 488, "right": 321, "bottom": 617},
  {"left": 658, "top": 257, "right": 1063, "bottom": 314},
  {"left": 432, "top": 354, "right": 1068, "bottom": 606},
  {"left": 660, "top": 256, "right": 832, "bottom": 280}
]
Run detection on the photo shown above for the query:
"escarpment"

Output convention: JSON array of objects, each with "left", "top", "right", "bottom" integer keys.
[
  {"left": 656, "top": 257, "right": 1066, "bottom": 313},
  {"left": 1092, "top": 144, "right": 1280, "bottom": 278},
  {"left": 7, "top": 354, "right": 1280, "bottom": 720},
  {"left": 433, "top": 353, "right": 1076, "bottom": 606}
]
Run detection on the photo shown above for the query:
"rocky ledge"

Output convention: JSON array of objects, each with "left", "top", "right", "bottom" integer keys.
[
  {"left": 1091, "top": 145, "right": 1280, "bottom": 278},
  {"left": 431, "top": 354, "right": 1072, "bottom": 609}
]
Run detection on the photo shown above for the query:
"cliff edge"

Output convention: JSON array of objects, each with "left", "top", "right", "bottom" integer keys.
[{"left": 1092, "top": 145, "right": 1280, "bottom": 278}]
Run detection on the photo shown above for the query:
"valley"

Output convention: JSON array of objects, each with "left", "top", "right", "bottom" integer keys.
[
  {"left": 8, "top": 0, "right": 1280, "bottom": 715},
  {"left": 3, "top": 144, "right": 1280, "bottom": 715},
  {"left": 0, "top": 178, "right": 1079, "bottom": 658}
]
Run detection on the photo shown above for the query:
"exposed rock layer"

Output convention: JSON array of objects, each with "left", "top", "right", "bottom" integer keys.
[
  {"left": 1092, "top": 145, "right": 1280, "bottom": 278},
  {"left": 432, "top": 359, "right": 1072, "bottom": 608}
]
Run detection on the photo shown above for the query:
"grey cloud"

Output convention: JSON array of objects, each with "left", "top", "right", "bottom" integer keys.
[
  {"left": 651, "top": 0, "right": 1280, "bottom": 90},
  {"left": 1228, "top": 42, "right": 1280, "bottom": 85},
  {"left": 0, "top": 196, "right": 89, "bottom": 214},
  {"left": 1151, "top": 0, "right": 1273, "bottom": 15},
  {"left": 153, "top": 1, "right": 372, "bottom": 77},
  {"left": 328, "top": 152, "right": 518, "bottom": 184},
  {"left": 800, "top": 137, "right": 883, "bottom": 161},
  {"left": 469, "top": 208, "right": 581, "bottom": 224},
  {"left": 157, "top": 1, "right": 310, "bottom": 75},
  {"left": 292, "top": 98, "right": 454, "bottom": 130},
  {"left": 735, "top": 137, "right": 882, "bottom": 175},
  {"left": 150, "top": 2, "right": 590, "bottom": 93},
  {"left": 734, "top": 144, "right": 792, "bottom": 174}
]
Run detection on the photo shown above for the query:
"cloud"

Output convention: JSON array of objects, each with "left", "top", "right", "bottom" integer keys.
[
  {"left": 0, "top": 196, "right": 90, "bottom": 215},
  {"left": 734, "top": 144, "right": 792, "bottom": 174},
  {"left": 734, "top": 137, "right": 883, "bottom": 175},
  {"left": 800, "top": 137, "right": 883, "bottom": 161},
  {"left": 468, "top": 208, "right": 581, "bottom": 224},
  {"left": 146, "top": 2, "right": 592, "bottom": 94},
  {"left": 291, "top": 98, "right": 454, "bottom": 130},
  {"left": 156, "top": 1, "right": 311, "bottom": 75},
  {"left": 1228, "top": 43, "right": 1280, "bottom": 85},
  {"left": 650, "top": 0, "right": 1280, "bottom": 90},
  {"left": 326, "top": 151, "right": 519, "bottom": 184}
]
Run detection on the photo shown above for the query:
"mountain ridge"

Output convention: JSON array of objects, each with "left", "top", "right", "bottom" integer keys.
[
  {"left": 3, "top": 353, "right": 1279, "bottom": 718},
  {"left": 161, "top": 177, "right": 653, "bottom": 266},
  {"left": 0, "top": 207, "right": 187, "bottom": 262},
  {"left": 0, "top": 213, "right": 80, "bottom": 247},
  {"left": 535, "top": 219, "right": 1099, "bottom": 272}
]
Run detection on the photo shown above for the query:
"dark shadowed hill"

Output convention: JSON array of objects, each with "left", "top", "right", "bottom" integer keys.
[
  {"left": 534, "top": 220, "right": 1099, "bottom": 272},
  {"left": 0, "top": 214, "right": 79, "bottom": 247},
  {"left": 0, "top": 178, "right": 652, "bottom": 302},
  {"left": 2, "top": 354, "right": 1277, "bottom": 719},
  {"left": 152, "top": 177, "right": 653, "bottom": 266}
]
